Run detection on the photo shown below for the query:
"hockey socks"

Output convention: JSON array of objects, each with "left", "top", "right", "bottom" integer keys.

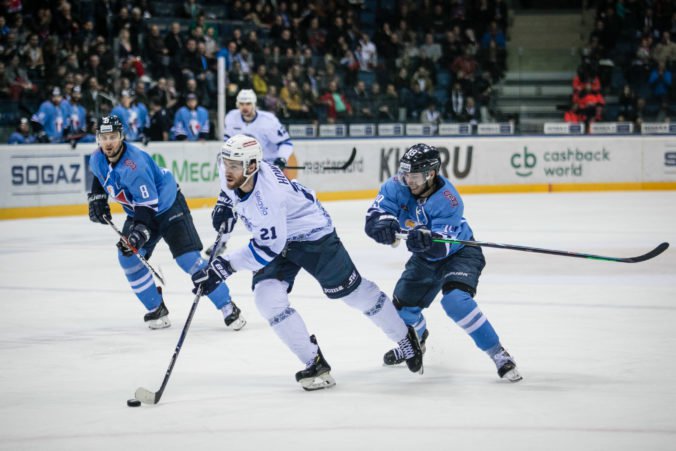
[
  {"left": 440, "top": 289, "right": 499, "bottom": 351},
  {"left": 119, "top": 252, "right": 162, "bottom": 311}
]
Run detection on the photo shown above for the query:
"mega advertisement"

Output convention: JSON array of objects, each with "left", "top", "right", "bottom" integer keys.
[{"left": 2, "top": 136, "right": 676, "bottom": 217}]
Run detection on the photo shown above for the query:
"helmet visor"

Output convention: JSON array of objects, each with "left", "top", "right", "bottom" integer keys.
[{"left": 397, "top": 162, "right": 432, "bottom": 190}]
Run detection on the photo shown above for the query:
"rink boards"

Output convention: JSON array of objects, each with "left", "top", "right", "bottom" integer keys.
[{"left": 1, "top": 135, "right": 675, "bottom": 219}]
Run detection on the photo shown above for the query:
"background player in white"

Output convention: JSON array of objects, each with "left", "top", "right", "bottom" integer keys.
[
  {"left": 223, "top": 89, "right": 293, "bottom": 169},
  {"left": 365, "top": 143, "right": 522, "bottom": 382},
  {"left": 210, "top": 89, "right": 295, "bottom": 257},
  {"left": 191, "top": 135, "right": 424, "bottom": 391}
]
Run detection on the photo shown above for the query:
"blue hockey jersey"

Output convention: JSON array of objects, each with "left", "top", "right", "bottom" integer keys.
[
  {"left": 31, "top": 100, "right": 65, "bottom": 142},
  {"left": 111, "top": 104, "right": 149, "bottom": 142},
  {"left": 172, "top": 106, "right": 210, "bottom": 140},
  {"left": 368, "top": 176, "right": 474, "bottom": 259},
  {"left": 89, "top": 141, "right": 177, "bottom": 217}
]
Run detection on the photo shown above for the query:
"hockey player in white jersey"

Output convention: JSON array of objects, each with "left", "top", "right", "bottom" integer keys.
[
  {"left": 210, "top": 89, "right": 294, "bottom": 258},
  {"left": 192, "top": 135, "right": 424, "bottom": 391},
  {"left": 223, "top": 89, "right": 292, "bottom": 169}
]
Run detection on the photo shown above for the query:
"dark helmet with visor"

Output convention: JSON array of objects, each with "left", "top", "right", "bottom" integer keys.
[{"left": 397, "top": 143, "right": 441, "bottom": 190}]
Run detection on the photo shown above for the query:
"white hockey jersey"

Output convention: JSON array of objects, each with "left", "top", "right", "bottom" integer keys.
[
  {"left": 223, "top": 110, "right": 293, "bottom": 162},
  {"left": 220, "top": 162, "right": 333, "bottom": 272}
]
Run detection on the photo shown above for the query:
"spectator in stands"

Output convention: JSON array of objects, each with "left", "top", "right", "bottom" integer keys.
[
  {"left": 573, "top": 82, "right": 605, "bottom": 123},
  {"left": 404, "top": 82, "right": 429, "bottom": 121},
  {"left": 8, "top": 117, "right": 37, "bottom": 144},
  {"left": 445, "top": 82, "right": 466, "bottom": 122},
  {"left": 617, "top": 84, "right": 638, "bottom": 122},
  {"left": 359, "top": 33, "right": 378, "bottom": 71},
  {"left": 263, "top": 85, "right": 283, "bottom": 114},
  {"left": 181, "top": 0, "right": 204, "bottom": 21},
  {"left": 172, "top": 93, "right": 209, "bottom": 141},
  {"left": 5, "top": 53, "right": 37, "bottom": 101},
  {"left": 652, "top": 31, "right": 676, "bottom": 68},
  {"left": 648, "top": 62, "right": 672, "bottom": 103},
  {"left": 564, "top": 103, "right": 585, "bottom": 123},
  {"left": 280, "top": 80, "right": 310, "bottom": 119},
  {"left": 460, "top": 96, "right": 481, "bottom": 126},
  {"left": 21, "top": 34, "right": 44, "bottom": 80},
  {"left": 145, "top": 24, "right": 169, "bottom": 79},
  {"left": 252, "top": 64, "right": 269, "bottom": 96},
  {"left": 349, "top": 80, "right": 373, "bottom": 119},
  {"left": 420, "top": 100, "right": 441, "bottom": 132},
  {"left": 420, "top": 33, "right": 442, "bottom": 65},
  {"left": 319, "top": 79, "right": 352, "bottom": 123},
  {"left": 147, "top": 96, "right": 171, "bottom": 142},
  {"left": 0, "top": 61, "right": 11, "bottom": 99}
]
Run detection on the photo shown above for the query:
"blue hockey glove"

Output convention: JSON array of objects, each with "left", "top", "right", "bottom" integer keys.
[
  {"left": 273, "top": 157, "right": 287, "bottom": 170},
  {"left": 87, "top": 193, "right": 111, "bottom": 224},
  {"left": 365, "top": 214, "right": 401, "bottom": 245},
  {"left": 126, "top": 223, "right": 151, "bottom": 251},
  {"left": 211, "top": 201, "right": 236, "bottom": 233},
  {"left": 192, "top": 257, "right": 235, "bottom": 295},
  {"left": 406, "top": 226, "right": 435, "bottom": 253}
]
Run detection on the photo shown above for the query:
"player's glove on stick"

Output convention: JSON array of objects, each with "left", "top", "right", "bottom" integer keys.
[
  {"left": 87, "top": 193, "right": 111, "bottom": 224},
  {"left": 121, "top": 222, "right": 151, "bottom": 253},
  {"left": 191, "top": 257, "right": 235, "bottom": 295},
  {"left": 406, "top": 226, "right": 436, "bottom": 253},
  {"left": 212, "top": 202, "right": 237, "bottom": 233},
  {"left": 365, "top": 214, "right": 401, "bottom": 245},
  {"left": 273, "top": 157, "right": 287, "bottom": 170}
]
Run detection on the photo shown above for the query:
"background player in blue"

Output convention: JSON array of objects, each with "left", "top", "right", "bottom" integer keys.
[
  {"left": 191, "top": 135, "right": 423, "bottom": 391},
  {"left": 172, "top": 93, "right": 210, "bottom": 141},
  {"left": 111, "top": 90, "right": 148, "bottom": 142},
  {"left": 31, "top": 86, "right": 65, "bottom": 143},
  {"left": 86, "top": 115, "right": 246, "bottom": 331},
  {"left": 365, "top": 143, "right": 522, "bottom": 382},
  {"left": 7, "top": 117, "right": 37, "bottom": 144}
]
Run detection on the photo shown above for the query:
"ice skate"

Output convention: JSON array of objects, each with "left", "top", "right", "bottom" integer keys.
[
  {"left": 491, "top": 346, "right": 522, "bottom": 382},
  {"left": 384, "top": 329, "right": 429, "bottom": 366},
  {"left": 223, "top": 301, "right": 246, "bottom": 331},
  {"left": 295, "top": 335, "right": 336, "bottom": 391},
  {"left": 144, "top": 301, "right": 170, "bottom": 329}
]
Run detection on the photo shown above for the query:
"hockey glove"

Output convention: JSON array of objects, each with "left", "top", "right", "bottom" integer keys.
[
  {"left": 87, "top": 193, "right": 111, "bottom": 224},
  {"left": 126, "top": 223, "right": 151, "bottom": 252},
  {"left": 212, "top": 201, "right": 237, "bottom": 233},
  {"left": 365, "top": 214, "right": 401, "bottom": 245},
  {"left": 406, "top": 226, "right": 435, "bottom": 253},
  {"left": 191, "top": 257, "right": 235, "bottom": 295},
  {"left": 273, "top": 157, "right": 287, "bottom": 170}
]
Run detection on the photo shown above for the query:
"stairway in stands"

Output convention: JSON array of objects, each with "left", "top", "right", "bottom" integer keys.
[{"left": 496, "top": 9, "right": 593, "bottom": 133}]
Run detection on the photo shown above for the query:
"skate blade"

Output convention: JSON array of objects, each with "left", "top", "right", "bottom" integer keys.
[
  {"left": 299, "top": 372, "right": 336, "bottom": 391},
  {"left": 227, "top": 317, "right": 247, "bottom": 331},
  {"left": 502, "top": 368, "right": 523, "bottom": 383},
  {"left": 147, "top": 316, "right": 171, "bottom": 329}
]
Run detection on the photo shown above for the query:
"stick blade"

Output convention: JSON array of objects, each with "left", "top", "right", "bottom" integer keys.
[
  {"left": 135, "top": 387, "right": 159, "bottom": 405},
  {"left": 624, "top": 242, "right": 669, "bottom": 263}
]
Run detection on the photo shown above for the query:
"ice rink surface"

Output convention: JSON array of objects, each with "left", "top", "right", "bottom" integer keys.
[{"left": 1, "top": 191, "right": 675, "bottom": 451}]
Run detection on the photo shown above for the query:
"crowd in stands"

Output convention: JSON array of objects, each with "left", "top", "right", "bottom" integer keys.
[
  {"left": 1, "top": 0, "right": 510, "bottom": 144},
  {"left": 565, "top": 0, "right": 675, "bottom": 127}
]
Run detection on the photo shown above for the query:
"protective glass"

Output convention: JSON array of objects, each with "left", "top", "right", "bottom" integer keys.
[
  {"left": 397, "top": 167, "right": 432, "bottom": 190},
  {"left": 219, "top": 157, "right": 244, "bottom": 176}
]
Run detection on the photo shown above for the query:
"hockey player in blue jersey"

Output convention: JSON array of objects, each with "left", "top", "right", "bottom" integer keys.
[
  {"left": 365, "top": 143, "right": 522, "bottom": 382},
  {"left": 191, "top": 135, "right": 423, "bottom": 391},
  {"left": 172, "top": 93, "right": 210, "bottom": 141},
  {"left": 111, "top": 90, "right": 148, "bottom": 142},
  {"left": 31, "top": 86, "right": 66, "bottom": 143},
  {"left": 87, "top": 115, "right": 246, "bottom": 331}
]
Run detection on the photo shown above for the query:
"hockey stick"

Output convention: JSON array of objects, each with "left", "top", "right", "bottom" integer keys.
[
  {"left": 134, "top": 226, "right": 226, "bottom": 405},
  {"left": 394, "top": 233, "right": 669, "bottom": 264},
  {"left": 285, "top": 147, "right": 357, "bottom": 170},
  {"left": 105, "top": 217, "right": 166, "bottom": 285}
]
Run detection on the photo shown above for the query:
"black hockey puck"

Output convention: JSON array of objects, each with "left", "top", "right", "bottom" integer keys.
[{"left": 127, "top": 398, "right": 141, "bottom": 407}]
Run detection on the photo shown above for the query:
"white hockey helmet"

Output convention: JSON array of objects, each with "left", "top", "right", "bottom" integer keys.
[
  {"left": 236, "top": 89, "right": 257, "bottom": 105},
  {"left": 219, "top": 134, "right": 263, "bottom": 180}
]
